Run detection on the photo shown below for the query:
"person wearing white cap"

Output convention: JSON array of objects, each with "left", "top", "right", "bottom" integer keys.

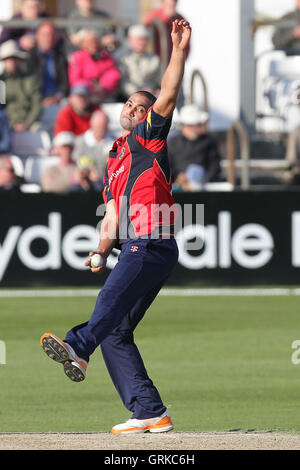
[
  {"left": 168, "top": 104, "right": 221, "bottom": 190},
  {"left": 0, "top": 40, "right": 42, "bottom": 132},
  {"left": 41, "top": 131, "right": 77, "bottom": 193},
  {"left": 116, "top": 24, "right": 161, "bottom": 100}
]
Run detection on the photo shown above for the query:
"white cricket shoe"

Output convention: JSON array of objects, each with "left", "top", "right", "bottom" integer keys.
[{"left": 111, "top": 410, "right": 173, "bottom": 434}]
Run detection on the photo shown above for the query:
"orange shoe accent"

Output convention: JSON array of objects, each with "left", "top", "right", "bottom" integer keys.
[
  {"left": 148, "top": 415, "right": 173, "bottom": 430},
  {"left": 40, "top": 332, "right": 52, "bottom": 346}
]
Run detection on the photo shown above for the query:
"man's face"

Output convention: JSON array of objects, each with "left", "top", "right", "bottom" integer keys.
[
  {"left": 162, "top": 0, "right": 177, "bottom": 16},
  {"left": 21, "top": 0, "right": 40, "bottom": 19},
  {"left": 82, "top": 33, "right": 99, "bottom": 56},
  {"left": 91, "top": 110, "right": 108, "bottom": 141},
  {"left": 57, "top": 145, "right": 73, "bottom": 163},
  {"left": 128, "top": 35, "right": 149, "bottom": 53},
  {"left": 76, "top": 0, "right": 93, "bottom": 14},
  {"left": 3, "top": 58, "right": 20, "bottom": 75},
  {"left": 182, "top": 124, "right": 205, "bottom": 141},
  {"left": 37, "top": 23, "right": 56, "bottom": 52},
  {"left": 120, "top": 94, "right": 150, "bottom": 132},
  {"left": 0, "top": 158, "right": 16, "bottom": 186}
]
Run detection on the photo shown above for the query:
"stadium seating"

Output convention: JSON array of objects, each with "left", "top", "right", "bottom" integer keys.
[
  {"left": 11, "top": 130, "right": 52, "bottom": 159},
  {"left": 24, "top": 155, "right": 60, "bottom": 185},
  {"left": 10, "top": 154, "right": 24, "bottom": 179}
]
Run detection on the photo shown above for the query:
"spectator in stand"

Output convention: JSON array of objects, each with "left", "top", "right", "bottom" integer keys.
[
  {"left": 71, "top": 156, "right": 102, "bottom": 192},
  {"left": 0, "top": 108, "right": 12, "bottom": 154},
  {"left": 0, "top": 156, "right": 20, "bottom": 191},
  {"left": 54, "top": 84, "right": 104, "bottom": 136},
  {"left": 68, "top": 29, "right": 121, "bottom": 101},
  {"left": 168, "top": 104, "right": 221, "bottom": 191},
  {"left": 272, "top": 0, "right": 300, "bottom": 53},
  {"left": 42, "top": 131, "right": 77, "bottom": 193},
  {"left": 144, "top": 0, "right": 190, "bottom": 61},
  {"left": 73, "top": 109, "right": 113, "bottom": 177},
  {"left": 0, "top": 40, "right": 42, "bottom": 132},
  {"left": 0, "top": 0, "right": 51, "bottom": 51},
  {"left": 68, "top": 0, "right": 113, "bottom": 47},
  {"left": 116, "top": 25, "right": 161, "bottom": 100},
  {"left": 26, "top": 21, "right": 69, "bottom": 107}
]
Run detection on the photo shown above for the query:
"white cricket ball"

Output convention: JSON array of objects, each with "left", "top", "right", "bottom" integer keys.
[{"left": 90, "top": 253, "right": 103, "bottom": 268}]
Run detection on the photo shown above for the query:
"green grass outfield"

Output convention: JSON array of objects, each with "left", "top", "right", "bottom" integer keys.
[{"left": 1, "top": 292, "right": 300, "bottom": 433}]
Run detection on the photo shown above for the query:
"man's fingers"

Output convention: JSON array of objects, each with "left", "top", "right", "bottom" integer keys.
[{"left": 91, "top": 266, "right": 104, "bottom": 274}]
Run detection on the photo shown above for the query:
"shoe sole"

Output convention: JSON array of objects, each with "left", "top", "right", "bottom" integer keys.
[
  {"left": 63, "top": 360, "right": 86, "bottom": 383},
  {"left": 41, "top": 334, "right": 86, "bottom": 383},
  {"left": 41, "top": 334, "right": 70, "bottom": 363}
]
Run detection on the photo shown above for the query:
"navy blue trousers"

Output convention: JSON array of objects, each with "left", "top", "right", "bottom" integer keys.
[{"left": 64, "top": 237, "right": 178, "bottom": 419}]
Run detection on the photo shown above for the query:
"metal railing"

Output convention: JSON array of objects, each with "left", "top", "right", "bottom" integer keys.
[
  {"left": 226, "top": 120, "right": 250, "bottom": 189},
  {"left": 149, "top": 18, "right": 169, "bottom": 73}
]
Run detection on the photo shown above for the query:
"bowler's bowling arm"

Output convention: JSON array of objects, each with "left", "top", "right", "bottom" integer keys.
[
  {"left": 153, "top": 19, "right": 191, "bottom": 118},
  {"left": 86, "top": 199, "right": 118, "bottom": 273}
]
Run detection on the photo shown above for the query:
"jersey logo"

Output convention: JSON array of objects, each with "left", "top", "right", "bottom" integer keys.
[
  {"left": 130, "top": 245, "right": 139, "bottom": 253},
  {"left": 146, "top": 110, "right": 152, "bottom": 131}
]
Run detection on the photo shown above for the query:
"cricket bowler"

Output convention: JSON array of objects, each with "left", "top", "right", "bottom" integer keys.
[{"left": 41, "top": 19, "right": 192, "bottom": 434}]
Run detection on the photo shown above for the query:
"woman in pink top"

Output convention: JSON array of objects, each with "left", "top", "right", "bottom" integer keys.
[{"left": 68, "top": 29, "right": 121, "bottom": 100}]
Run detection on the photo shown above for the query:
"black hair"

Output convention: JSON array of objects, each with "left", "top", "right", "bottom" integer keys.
[{"left": 134, "top": 90, "right": 157, "bottom": 109}]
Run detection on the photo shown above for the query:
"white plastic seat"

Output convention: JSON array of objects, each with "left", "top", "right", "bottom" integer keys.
[
  {"left": 9, "top": 155, "right": 24, "bottom": 178},
  {"left": 11, "top": 130, "right": 52, "bottom": 158},
  {"left": 41, "top": 104, "right": 64, "bottom": 135},
  {"left": 101, "top": 102, "right": 124, "bottom": 138}
]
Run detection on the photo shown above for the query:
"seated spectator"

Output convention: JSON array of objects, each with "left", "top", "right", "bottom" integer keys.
[
  {"left": 0, "top": 0, "right": 51, "bottom": 51},
  {"left": 116, "top": 25, "right": 161, "bottom": 100},
  {"left": 0, "top": 155, "right": 20, "bottom": 191},
  {"left": 73, "top": 109, "right": 113, "bottom": 177},
  {"left": 42, "top": 131, "right": 76, "bottom": 193},
  {"left": 68, "top": 0, "right": 113, "bottom": 47},
  {"left": 71, "top": 156, "right": 102, "bottom": 192},
  {"left": 144, "top": 0, "right": 190, "bottom": 61},
  {"left": 54, "top": 84, "right": 104, "bottom": 136},
  {"left": 168, "top": 105, "right": 221, "bottom": 190},
  {"left": 26, "top": 21, "right": 69, "bottom": 107},
  {"left": 0, "top": 108, "right": 12, "bottom": 154},
  {"left": 0, "top": 40, "right": 42, "bottom": 132},
  {"left": 68, "top": 29, "right": 121, "bottom": 101},
  {"left": 272, "top": 0, "right": 300, "bottom": 54}
]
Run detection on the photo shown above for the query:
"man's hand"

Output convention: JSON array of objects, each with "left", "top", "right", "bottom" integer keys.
[
  {"left": 171, "top": 19, "right": 192, "bottom": 51},
  {"left": 85, "top": 251, "right": 107, "bottom": 274}
]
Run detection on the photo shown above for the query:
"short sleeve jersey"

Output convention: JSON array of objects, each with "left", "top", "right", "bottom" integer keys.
[{"left": 102, "top": 106, "right": 176, "bottom": 242}]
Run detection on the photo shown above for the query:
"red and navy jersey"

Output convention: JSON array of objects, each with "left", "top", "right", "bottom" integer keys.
[{"left": 102, "top": 105, "right": 176, "bottom": 242}]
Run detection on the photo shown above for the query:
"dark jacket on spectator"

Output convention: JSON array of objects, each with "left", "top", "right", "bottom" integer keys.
[
  {"left": 0, "top": 108, "right": 12, "bottom": 154},
  {"left": 168, "top": 132, "right": 221, "bottom": 183},
  {"left": 26, "top": 44, "right": 69, "bottom": 98},
  {"left": 272, "top": 10, "right": 300, "bottom": 52},
  {"left": 0, "top": 70, "right": 42, "bottom": 128}
]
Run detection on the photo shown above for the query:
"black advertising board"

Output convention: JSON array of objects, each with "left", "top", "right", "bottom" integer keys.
[{"left": 0, "top": 190, "right": 299, "bottom": 287}]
